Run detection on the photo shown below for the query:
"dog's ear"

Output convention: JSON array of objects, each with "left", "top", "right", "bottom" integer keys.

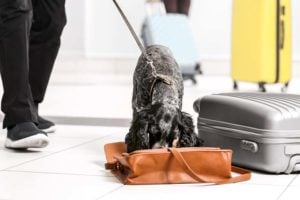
[
  {"left": 178, "top": 111, "right": 203, "bottom": 147},
  {"left": 125, "top": 109, "right": 151, "bottom": 153}
]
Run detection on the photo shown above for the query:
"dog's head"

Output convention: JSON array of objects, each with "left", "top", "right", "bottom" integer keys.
[{"left": 125, "top": 103, "right": 201, "bottom": 153}]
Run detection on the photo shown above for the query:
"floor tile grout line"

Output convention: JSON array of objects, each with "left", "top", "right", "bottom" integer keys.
[
  {"left": 45, "top": 116, "right": 131, "bottom": 127},
  {"left": 7, "top": 169, "right": 295, "bottom": 187},
  {"left": 2, "top": 169, "right": 115, "bottom": 178},
  {"left": 1, "top": 167, "right": 296, "bottom": 187},
  {"left": 96, "top": 185, "right": 124, "bottom": 200},
  {"left": 235, "top": 182, "right": 296, "bottom": 187},
  {"left": 276, "top": 174, "right": 298, "bottom": 200},
  {"left": 2, "top": 134, "right": 113, "bottom": 171}
]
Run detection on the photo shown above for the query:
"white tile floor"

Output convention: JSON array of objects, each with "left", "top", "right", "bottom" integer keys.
[{"left": 0, "top": 59, "right": 300, "bottom": 200}]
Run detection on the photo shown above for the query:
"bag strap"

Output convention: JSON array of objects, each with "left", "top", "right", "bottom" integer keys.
[{"left": 168, "top": 148, "right": 251, "bottom": 184}]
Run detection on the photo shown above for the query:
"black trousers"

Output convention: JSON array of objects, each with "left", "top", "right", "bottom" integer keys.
[
  {"left": 163, "top": 0, "right": 191, "bottom": 16},
  {"left": 0, "top": 0, "right": 66, "bottom": 128}
]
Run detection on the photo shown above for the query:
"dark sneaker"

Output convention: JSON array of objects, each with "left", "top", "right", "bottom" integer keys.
[
  {"left": 5, "top": 122, "right": 49, "bottom": 149},
  {"left": 37, "top": 116, "right": 56, "bottom": 133}
]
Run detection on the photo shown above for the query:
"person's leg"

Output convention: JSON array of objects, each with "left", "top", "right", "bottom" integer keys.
[
  {"left": 0, "top": 0, "right": 37, "bottom": 128},
  {"left": 0, "top": 0, "right": 49, "bottom": 148},
  {"left": 163, "top": 0, "right": 178, "bottom": 13},
  {"left": 29, "top": 0, "right": 66, "bottom": 132},
  {"left": 29, "top": 0, "right": 66, "bottom": 109},
  {"left": 178, "top": 0, "right": 191, "bottom": 15}
]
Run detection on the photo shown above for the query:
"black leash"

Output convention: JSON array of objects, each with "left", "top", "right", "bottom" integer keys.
[
  {"left": 112, "top": 0, "right": 173, "bottom": 98},
  {"left": 112, "top": 0, "right": 148, "bottom": 59}
]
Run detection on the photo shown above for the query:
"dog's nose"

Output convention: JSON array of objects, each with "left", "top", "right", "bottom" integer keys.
[{"left": 164, "top": 114, "right": 171, "bottom": 123}]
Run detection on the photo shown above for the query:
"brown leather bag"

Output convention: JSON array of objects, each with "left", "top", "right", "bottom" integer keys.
[{"left": 104, "top": 142, "right": 251, "bottom": 185}]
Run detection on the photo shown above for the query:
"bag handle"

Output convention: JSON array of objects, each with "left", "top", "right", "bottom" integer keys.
[{"left": 168, "top": 148, "right": 251, "bottom": 184}]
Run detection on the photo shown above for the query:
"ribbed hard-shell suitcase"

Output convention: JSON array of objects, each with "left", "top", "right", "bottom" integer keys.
[
  {"left": 193, "top": 92, "right": 300, "bottom": 174},
  {"left": 141, "top": 13, "right": 202, "bottom": 84},
  {"left": 232, "top": 0, "right": 292, "bottom": 92}
]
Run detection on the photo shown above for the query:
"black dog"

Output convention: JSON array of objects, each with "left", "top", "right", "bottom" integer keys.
[{"left": 125, "top": 45, "right": 202, "bottom": 153}]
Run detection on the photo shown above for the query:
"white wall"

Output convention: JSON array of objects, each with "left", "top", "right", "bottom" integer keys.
[
  {"left": 60, "top": 0, "right": 300, "bottom": 61},
  {"left": 60, "top": 0, "right": 86, "bottom": 57},
  {"left": 292, "top": 0, "right": 300, "bottom": 61}
]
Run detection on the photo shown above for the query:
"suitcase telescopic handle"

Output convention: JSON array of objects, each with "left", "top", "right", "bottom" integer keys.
[{"left": 280, "top": 20, "right": 285, "bottom": 49}]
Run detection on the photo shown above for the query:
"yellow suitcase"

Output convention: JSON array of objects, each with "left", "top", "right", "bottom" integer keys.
[{"left": 232, "top": 0, "right": 291, "bottom": 92}]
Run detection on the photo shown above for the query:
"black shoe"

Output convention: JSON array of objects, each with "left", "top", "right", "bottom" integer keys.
[
  {"left": 5, "top": 122, "right": 49, "bottom": 149},
  {"left": 37, "top": 116, "right": 56, "bottom": 133}
]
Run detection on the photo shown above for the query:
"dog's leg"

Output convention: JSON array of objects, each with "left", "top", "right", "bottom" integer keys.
[
  {"left": 125, "top": 112, "right": 150, "bottom": 152},
  {"left": 172, "top": 137, "right": 179, "bottom": 147},
  {"left": 178, "top": 112, "right": 203, "bottom": 147}
]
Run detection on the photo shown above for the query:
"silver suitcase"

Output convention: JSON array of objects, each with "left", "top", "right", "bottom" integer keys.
[{"left": 193, "top": 92, "right": 300, "bottom": 174}]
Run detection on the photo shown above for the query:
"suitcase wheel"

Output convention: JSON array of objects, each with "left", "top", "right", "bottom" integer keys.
[
  {"left": 281, "top": 87, "right": 287, "bottom": 93},
  {"left": 258, "top": 82, "right": 266, "bottom": 92},
  {"left": 195, "top": 63, "right": 203, "bottom": 75},
  {"left": 191, "top": 76, "right": 197, "bottom": 84},
  {"left": 281, "top": 82, "right": 289, "bottom": 93},
  {"left": 233, "top": 81, "right": 238, "bottom": 90},
  {"left": 183, "top": 74, "right": 197, "bottom": 84}
]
